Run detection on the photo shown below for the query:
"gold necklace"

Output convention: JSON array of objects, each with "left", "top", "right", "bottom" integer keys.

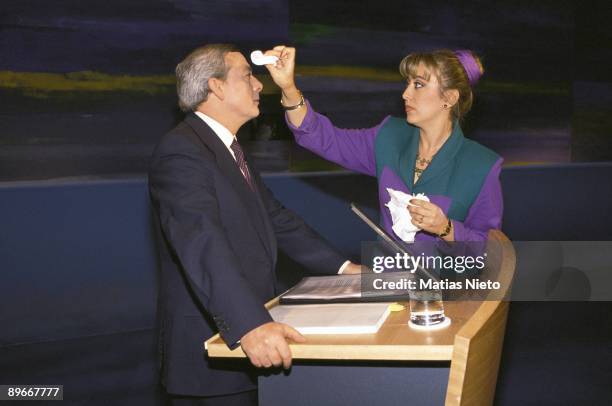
[
  {"left": 415, "top": 154, "right": 432, "bottom": 167},
  {"left": 415, "top": 128, "right": 451, "bottom": 181},
  {"left": 414, "top": 154, "right": 432, "bottom": 180},
  {"left": 417, "top": 125, "right": 452, "bottom": 168}
]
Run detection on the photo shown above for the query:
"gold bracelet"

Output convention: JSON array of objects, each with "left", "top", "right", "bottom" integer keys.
[
  {"left": 281, "top": 91, "right": 305, "bottom": 111},
  {"left": 438, "top": 218, "right": 452, "bottom": 238}
]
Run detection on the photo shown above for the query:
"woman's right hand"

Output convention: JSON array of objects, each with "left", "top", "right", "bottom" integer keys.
[{"left": 264, "top": 45, "right": 297, "bottom": 92}]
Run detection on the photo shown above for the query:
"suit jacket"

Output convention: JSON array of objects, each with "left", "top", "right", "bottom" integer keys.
[{"left": 148, "top": 113, "right": 345, "bottom": 396}]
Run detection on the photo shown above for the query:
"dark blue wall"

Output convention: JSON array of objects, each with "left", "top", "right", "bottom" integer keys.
[
  {"left": 1, "top": 164, "right": 611, "bottom": 404},
  {"left": 2, "top": 164, "right": 611, "bottom": 346}
]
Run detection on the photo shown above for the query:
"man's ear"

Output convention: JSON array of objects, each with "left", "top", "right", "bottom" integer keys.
[
  {"left": 208, "top": 77, "right": 225, "bottom": 101},
  {"left": 443, "top": 89, "right": 460, "bottom": 108}
]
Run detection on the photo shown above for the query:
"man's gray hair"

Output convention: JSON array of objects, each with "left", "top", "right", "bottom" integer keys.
[{"left": 175, "top": 44, "right": 238, "bottom": 112}]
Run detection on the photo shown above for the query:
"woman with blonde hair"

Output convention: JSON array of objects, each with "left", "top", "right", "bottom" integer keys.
[{"left": 266, "top": 46, "right": 502, "bottom": 243}]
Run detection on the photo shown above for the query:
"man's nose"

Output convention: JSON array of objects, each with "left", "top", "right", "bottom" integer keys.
[{"left": 252, "top": 75, "right": 263, "bottom": 93}]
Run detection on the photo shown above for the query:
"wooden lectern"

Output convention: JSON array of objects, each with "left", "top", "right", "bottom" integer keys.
[{"left": 206, "top": 230, "right": 516, "bottom": 406}]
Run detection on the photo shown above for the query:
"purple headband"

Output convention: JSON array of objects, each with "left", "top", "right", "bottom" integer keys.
[{"left": 454, "top": 50, "right": 481, "bottom": 87}]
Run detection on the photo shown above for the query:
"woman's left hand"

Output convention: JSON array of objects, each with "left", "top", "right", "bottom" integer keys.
[
  {"left": 264, "top": 45, "right": 296, "bottom": 91},
  {"left": 408, "top": 199, "right": 448, "bottom": 235}
]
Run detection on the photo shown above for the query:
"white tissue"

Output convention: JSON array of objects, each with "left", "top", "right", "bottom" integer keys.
[
  {"left": 250, "top": 50, "right": 279, "bottom": 66},
  {"left": 385, "top": 188, "right": 430, "bottom": 242}
]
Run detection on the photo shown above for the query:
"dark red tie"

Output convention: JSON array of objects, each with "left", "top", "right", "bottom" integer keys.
[{"left": 230, "top": 139, "right": 255, "bottom": 191}]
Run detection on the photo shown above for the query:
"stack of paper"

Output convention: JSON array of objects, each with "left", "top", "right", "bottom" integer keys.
[{"left": 269, "top": 303, "right": 391, "bottom": 334}]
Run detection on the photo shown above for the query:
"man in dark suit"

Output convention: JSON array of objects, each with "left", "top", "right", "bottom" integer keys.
[{"left": 149, "top": 44, "right": 359, "bottom": 405}]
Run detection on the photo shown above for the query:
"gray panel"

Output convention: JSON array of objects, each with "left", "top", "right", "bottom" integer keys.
[{"left": 259, "top": 361, "right": 449, "bottom": 406}]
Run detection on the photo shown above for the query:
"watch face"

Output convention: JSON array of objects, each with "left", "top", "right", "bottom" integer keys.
[{"left": 439, "top": 219, "right": 452, "bottom": 237}]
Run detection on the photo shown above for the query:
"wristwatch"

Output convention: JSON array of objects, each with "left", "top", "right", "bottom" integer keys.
[
  {"left": 438, "top": 218, "right": 452, "bottom": 238},
  {"left": 281, "top": 91, "right": 305, "bottom": 111}
]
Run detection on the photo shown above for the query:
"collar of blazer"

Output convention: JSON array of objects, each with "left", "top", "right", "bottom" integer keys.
[{"left": 183, "top": 112, "right": 276, "bottom": 259}]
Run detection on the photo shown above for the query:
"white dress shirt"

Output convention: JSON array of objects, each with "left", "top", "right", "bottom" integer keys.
[{"left": 195, "top": 111, "right": 239, "bottom": 160}]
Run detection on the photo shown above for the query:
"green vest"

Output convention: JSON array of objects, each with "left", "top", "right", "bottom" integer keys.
[{"left": 374, "top": 117, "right": 499, "bottom": 221}]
